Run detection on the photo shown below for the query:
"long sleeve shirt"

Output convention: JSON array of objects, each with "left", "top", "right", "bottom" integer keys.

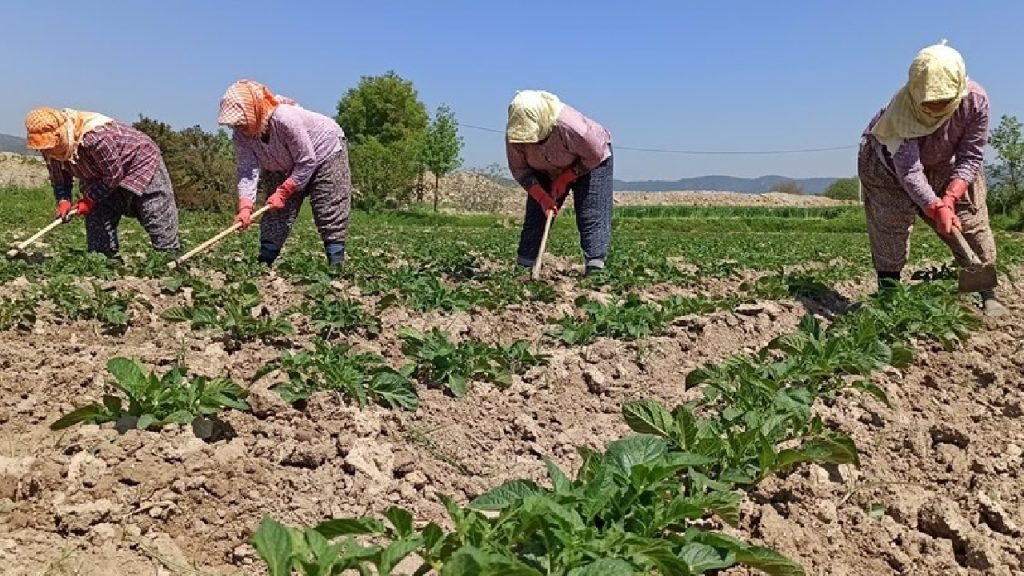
[
  {"left": 234, "top": 104, "right": 344, "bottom": 202},
  {"left": 863, "top": 79, "right": 989, "bottom": 209},
  {"left": 44, "top": 122, "right": 163, "bottom": 202},
  {"left": 506, "top": 104, "right": 612, "bottom": 191}
]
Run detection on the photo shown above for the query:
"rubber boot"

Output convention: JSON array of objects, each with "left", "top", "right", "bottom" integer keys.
[
  {"left": 980, "top": 289, "right": 1009, "bottom": 317},
  {"left": 91, "top": 250, "right": 125, "bottom": 266},
  {"left": 257, "top": 241, "right": 281, "bottom": 266},
  {"left": 876, "top": 270, "right": 900, "bottom": 291},
  {"left": 325, "top": 242, "right": 346, "bottom": 267}
]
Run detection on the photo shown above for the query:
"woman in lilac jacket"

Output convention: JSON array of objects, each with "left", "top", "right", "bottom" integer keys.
[{"left": 218, "top": 79, "right": 351, "bottom": 266}]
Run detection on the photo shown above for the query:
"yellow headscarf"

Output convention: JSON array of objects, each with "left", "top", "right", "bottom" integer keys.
[
  {"left": 506, "top": 90, "right": 565, "bottom": 144},
  {"left": 25, "top": 107, "right": 114, "bottom": 162},
  {"left": 871, "top": 41, "right": 969, "bottom": 154}
]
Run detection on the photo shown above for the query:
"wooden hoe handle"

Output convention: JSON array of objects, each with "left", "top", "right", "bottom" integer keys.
[
  {"left": 530, "top": 210, "right": 555, "bottom": 280},
  {"left": 168, "top": 205, "right": 271, "bottom": 269},
  {"left": 6, "top": 209, "right": 78, "bottom": 257}
]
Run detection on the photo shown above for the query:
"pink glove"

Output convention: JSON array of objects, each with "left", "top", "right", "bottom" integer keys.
[
  {"left": 925, "top": 200, "right": 962, "bottom": 236},
  {"left": 551, "top": 169, "right": 577, "bottom": 200},
  {"left": 55, "top": 199, "right": 73, "bottom": 221},
  {"left": 74, "top": 197, "right": 95, "bottom": 217},
  {"left": 942, "top": 178, "right": 968, "bottom": 211},
  {"left": 234, "top": 199, "right": 254, "bottom": 229},
  {"left": 266, "top": 178, "right": 298, "bottom": 211},
  {"left": 528, "top": 184, "right": 557, "bottom": 215}
]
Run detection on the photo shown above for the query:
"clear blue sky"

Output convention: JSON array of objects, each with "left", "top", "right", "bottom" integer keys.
[{"left": 1, "top": 1, "right": 1021, "bottom": 181}]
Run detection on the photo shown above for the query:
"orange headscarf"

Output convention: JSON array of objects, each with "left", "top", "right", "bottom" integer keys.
[
  {"left": 25, "top": 107, "right": 114, "bottom": 162},
  {"left": 217, "top": 80, "right": 285, "bottom": 138}
]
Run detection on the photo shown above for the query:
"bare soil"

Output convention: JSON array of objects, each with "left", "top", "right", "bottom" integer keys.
[{"left": 1, "top": 265, "right": 1022, "bottom": 575}]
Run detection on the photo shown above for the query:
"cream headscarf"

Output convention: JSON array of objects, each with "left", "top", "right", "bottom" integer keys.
[
  {"left": 871, "top": 41, "right": 970, "bottom": 154},
  {"left": 25, "top": 107, "right": 114, "bottom": 163},
  {"left": 506, "top": 90, "right": 565, "bottom": 144}
]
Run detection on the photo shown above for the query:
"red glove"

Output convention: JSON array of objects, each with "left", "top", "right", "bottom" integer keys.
[
  {"left": 266, "top": 178, "right": 298, "bottom": 211},
  {"left": 942, "top": 178, "right": 968, "bottom": 211},
  {"left": 75, "top": 197, "right": 95, "bottom": 217},
  {"left": 55, "top": 199, "right": 73, "bottom": 221},
  {"left": 234, "top": 198, "right": 254, "bottom": 229},
  {"left": 528, "top": 184, "right": 557, "bottom": 215},
  {"left": 551, "top": 169, "right": 577, "bottom": 200},
  {"left": 925, "top": 200, "right": 962, "bottom": 236}
]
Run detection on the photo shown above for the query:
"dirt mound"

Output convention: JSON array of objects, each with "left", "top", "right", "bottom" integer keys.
[
  {"left": 430, "top": 172, "right": 857, "bottom": 214},
  {"left": 426, "top": 171, "right": 522, "bottom": 214},
  {"left": 614, "top": 190, "right": 856, "bottom": 208},
  {"left": 0, "top": 152, "right": 48, "bottom": 189}
]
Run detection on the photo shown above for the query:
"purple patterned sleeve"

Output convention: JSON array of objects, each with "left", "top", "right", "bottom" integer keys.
[
  {"left": 892, "top": 140, "right": 940, "bottom": 209},
  {"left": 44, "top": 157, "right": 73, "bottom": 201},
  {"left": 276, "top": 109, "right": 318, "bottom": 190},
  {"left": 234, "top": 133, "right": 260, "bottom": 202},
  {"left": 952, "top": 92, "right": 989, "bottom": 184}
]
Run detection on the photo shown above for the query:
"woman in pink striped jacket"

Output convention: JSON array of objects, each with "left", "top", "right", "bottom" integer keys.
[{"left": 505, "top": 90, "right": 613, "bottom": 277}]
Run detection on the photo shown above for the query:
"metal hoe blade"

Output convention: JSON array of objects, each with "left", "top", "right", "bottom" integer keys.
[
  {"left": 951, "top": 229, "right": 997, "bottom": 293},
  {"left": 958, "top": 264, "right": 997, "bottom": 293}
]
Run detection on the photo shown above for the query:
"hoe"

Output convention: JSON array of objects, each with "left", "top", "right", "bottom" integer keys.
[
  {"left": 5, "top": 209, "right": 77, "bottom": 260},
  {"left": 168, "top": 205, "right": 271, "bottom": 269},
  {"left": 950, "top": 228, "right": 996, "bottom": 293}
]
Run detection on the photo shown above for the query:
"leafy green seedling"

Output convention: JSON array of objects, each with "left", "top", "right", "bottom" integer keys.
[
  {"left": 255, "top": 340, "right": 418, "bottom": 410},
  {"left": 51, "top": 357, "right": 249, "bottom": 432}
]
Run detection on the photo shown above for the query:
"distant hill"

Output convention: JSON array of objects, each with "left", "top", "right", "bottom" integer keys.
[
  {"left": 0, "top": 133, "right": 35, "bottom": 155},
  {"left": 614, "top": 175, "right": 839, "bottom": 195}
]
